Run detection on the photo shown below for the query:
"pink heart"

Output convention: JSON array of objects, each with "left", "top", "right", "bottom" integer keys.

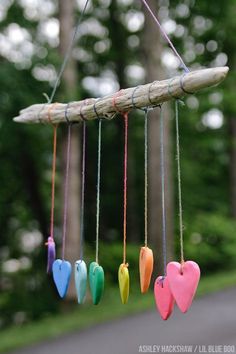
[
  {"left": 154, "top": 276, "right": 175, "bottom": 320},
  {"left": 167, "top": 261, "right": 200, "bottom": 313}
]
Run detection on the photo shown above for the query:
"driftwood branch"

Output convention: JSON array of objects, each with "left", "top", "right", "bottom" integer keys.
[{"left": 13, "top": 66, "right": 229, "bottom": 124}]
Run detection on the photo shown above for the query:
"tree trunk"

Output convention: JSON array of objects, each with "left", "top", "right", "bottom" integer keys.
[
  {"left": 59, "top": 0, "right": 80, "bottom": 299},
  {"left": 142, "top": 0, "right": 174, "bottom": 275}
]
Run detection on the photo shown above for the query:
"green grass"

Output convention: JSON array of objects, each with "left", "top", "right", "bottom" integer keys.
[{"left": 1, "top": 270, "right": 236, "bottom": 353}]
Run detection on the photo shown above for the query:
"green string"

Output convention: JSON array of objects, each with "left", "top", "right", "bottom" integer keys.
[{"left": 95, "top": 119, "right": 102, "bottom": 264}]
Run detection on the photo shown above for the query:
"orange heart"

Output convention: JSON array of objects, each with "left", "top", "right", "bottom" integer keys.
[{"left": 139, "top": 246, "right": 154, "bottom": 293}]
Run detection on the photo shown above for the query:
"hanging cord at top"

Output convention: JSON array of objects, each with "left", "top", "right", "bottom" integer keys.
[
  {"left": 140, "top": 0, "right": 189, "bottom": 73},
  {"left": 48, "top": 0, "right": 90, "bottom": 104},
  {"left": 175, "top": 100, "right": 184, "bottom": 264}
]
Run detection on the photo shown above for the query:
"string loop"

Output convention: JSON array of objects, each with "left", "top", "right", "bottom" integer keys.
[
  {"left": 79, "top": 99, "right": 88, "bottom": 121},
  {"left": 180, "top": 73, "right": 194, "bottom": 95},
  {"left": 148, "top": 81, "right": 159, "bottom": 106},
  {"left": 47, "top": 102, "right": 59, "bottom": 125},
  {"left": 131, "top": 86, "right": 141, "bottom": 109},
  {"left": 64, "top": 103, "right": 71, "bottom": 125}
]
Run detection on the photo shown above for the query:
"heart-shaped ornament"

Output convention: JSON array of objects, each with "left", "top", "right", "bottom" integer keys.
[
  {"left": 89, "top": 262, "right": 104, "bottom": 305},
  {"left": 139, "top": 246, "right": 154, "bottom": 293},
  {"left": 74, "top": 260, "right": 87, "bottom": 304},
  {"left": 46, "top": 237, "right": 56, "bottom": 274},
  {"left": 52, "top": 259, "right": 72, "bottom": 298},
  {"left": 118, "top": 263, "right": 129, "bottom": 304},
  {"left": 167, "top": 261, "right": 200, "bottom": 313},
  {"left": 154, "top": 276, "right": 175, "bottom": 320}
]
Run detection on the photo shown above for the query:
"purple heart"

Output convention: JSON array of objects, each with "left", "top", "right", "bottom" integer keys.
[{"left": 46, "top": 237, "right": 56, "bottom": 274}]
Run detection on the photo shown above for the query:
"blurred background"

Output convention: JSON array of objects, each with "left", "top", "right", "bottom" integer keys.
[{"left": 0, "top": 0, "right": 236, "bottom": 351}]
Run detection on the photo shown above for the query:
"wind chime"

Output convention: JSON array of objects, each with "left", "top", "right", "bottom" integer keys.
[{"left": 13, "top": 0, "right": 229, "bottom": 320}]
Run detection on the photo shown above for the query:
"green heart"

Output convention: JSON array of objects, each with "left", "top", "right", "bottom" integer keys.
[{"left": 89, "top": 262, "right": 104, "bottom": 305}]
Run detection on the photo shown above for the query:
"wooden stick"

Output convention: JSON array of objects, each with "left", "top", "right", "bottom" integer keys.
[{"left": 13, "top": 66, "right": 229, "bottom": 124}]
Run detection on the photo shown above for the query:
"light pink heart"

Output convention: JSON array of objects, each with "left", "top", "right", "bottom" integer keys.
[
  {"left": 167, "top": 261, "right": 200, "bottom": 313},
  {"left": 154, "top": 276, "right": 175, "bottom": 320}
]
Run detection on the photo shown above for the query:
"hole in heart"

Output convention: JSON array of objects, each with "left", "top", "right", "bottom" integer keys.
[{"left": 93, "top": 265, "right": 99, "bottom": 274}]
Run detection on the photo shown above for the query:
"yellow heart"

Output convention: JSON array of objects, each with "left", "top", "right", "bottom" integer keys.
[{"left": 118, "top": 263, "right": 129, "bottom": 304}]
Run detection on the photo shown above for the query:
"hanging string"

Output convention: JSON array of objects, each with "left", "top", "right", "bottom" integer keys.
[
  {"left": 112, "top": 92, "right": 129, "bottom": 265},
  {"left": 62, "top": 123, "right": 72, "bottom": 260},
  {"left": 95, "top": 119, "right": 102, "bottom": 264},
  {"left": 48, "top": 0, "right": 90, "bottom": 103},
  {"left": 144, "top": 109, "right": 148, "bottom": 247},
  {"left": 79, "top": 121, "right": 86, "bottom": 260},
  {"left": 159, "top": 105, "right": 167, "bottom": 275},
  {"left": 123, "top": 112, "right": 128, "bottom": 264},
  {"left": 140, "top": 0, "right": 189, "bottom": 73},
  {"left": 175, "top": 100, "right": 184, "bottom": 264},
  {"left": 50, "top": 124, "right": 58, "bottom": 239}
]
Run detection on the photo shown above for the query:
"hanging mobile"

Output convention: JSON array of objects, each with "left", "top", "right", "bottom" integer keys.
[
  {"left": 132, "top": 88, "right": 154, "bottom": 294},
  {"left": 113, "top": 92, "right": 130, "bottom": 304},
  {"left": 166, "top": 99, "right": 200, "bottom": 314},
  {"left": 89, "top": 102, "right": 104, "bottom": 305},
  {"left": 45, "top": 103, "right": 58, "bottom": 274},
  {"left": 74, "top": 104, "right": 88, "bottom": 304},
  {"left": 52, "top": 105, "right": 72, "bottom": 298},
  {"left": 153, "top": 105, "right": 175, "bottom": 321}
]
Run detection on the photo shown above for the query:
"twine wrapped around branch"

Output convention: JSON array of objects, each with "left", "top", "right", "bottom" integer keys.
[{"left": 13, "top": 67, "right": 229, "bottom": 124}]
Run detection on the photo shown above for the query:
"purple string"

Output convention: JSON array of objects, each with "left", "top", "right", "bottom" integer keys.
[
  {"left": 141, "top": 0, "right": 189, "bottom": 73},
  {"left": 79, "top": 121, "right": 86, "bottom": 260},
  {"left": 62, "top": 124, "right": 72, "bottom": 260}
]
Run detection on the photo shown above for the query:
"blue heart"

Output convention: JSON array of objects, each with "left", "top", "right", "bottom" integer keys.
[
  {"left": 52, "top": 259, "right": 72, "bottom": 298},
  {"left": 74, "top": 260, "right": 87, "bottom": 304}
]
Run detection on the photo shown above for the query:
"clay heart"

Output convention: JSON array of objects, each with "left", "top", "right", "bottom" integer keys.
[
  {"left": 74, "top": 260, "right": 87, "bottom": 304},
  {"left": 118, "top": 263, "right": 129, "bottom": 304},
  {"left": 139, "top": 246, "right": 154, "bottom": 293},
  {"left": 154, "top": 276, "right": 175, "bottom": 320},
  {"left": 46, "top": 237, "right": 56, "bottom": 274},
  {"left": 52, "top": 259, "right": 72, "bottom": 298},
  {"left": 89, "top": 262, "right": 104, "bottom": 305},
  {"left": 167, "top": 261, "right": 200, "bottom": 313}
]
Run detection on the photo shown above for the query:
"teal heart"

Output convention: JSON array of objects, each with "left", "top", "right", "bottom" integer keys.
[
  {"left": 52, "top": 259, "right": 71, "bottom": 298},
  {"left": 74, "top": 260, "right": 87, "bottom": 304},
  {"left": 89, "top": 262, "right": 104, "bottom": 305}
]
